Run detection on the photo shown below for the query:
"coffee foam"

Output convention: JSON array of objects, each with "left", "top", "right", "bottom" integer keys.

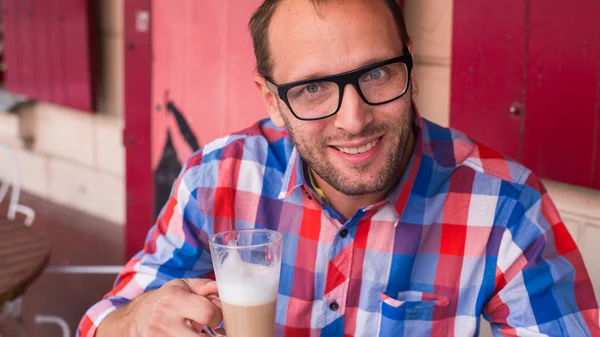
[
  {"left": 215, "top": 251, "right": 280, "bottom": 306},
  {"left": 218, "top": 279, "right": 279, "bottom": 306}
]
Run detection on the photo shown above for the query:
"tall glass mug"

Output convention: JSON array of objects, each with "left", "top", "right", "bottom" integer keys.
[{"left": 204, "top": 229, "right": 283, "bottom": 337}]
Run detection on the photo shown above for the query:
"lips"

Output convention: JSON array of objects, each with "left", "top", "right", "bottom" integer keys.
[{"left": 333, "top": 138, "right": 380, "bottom": 155}]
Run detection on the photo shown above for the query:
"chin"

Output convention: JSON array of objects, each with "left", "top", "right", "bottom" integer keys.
[{"left": 332, "top": 169, "right": 390, "bottom": 196}]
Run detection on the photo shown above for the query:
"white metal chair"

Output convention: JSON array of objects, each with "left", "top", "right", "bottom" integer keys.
[
  {"left": 0, "top": 140, "right": 35, "bottom": 225},
  {"left": 0, "top": 140, "right": 39, "bottom": 337},
  {"left": 32, "top": 265, "right": 125, "bottom": 337}
]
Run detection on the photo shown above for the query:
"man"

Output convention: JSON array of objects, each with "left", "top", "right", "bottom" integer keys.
[{"left": 78, "top": 0, "right": 600, "bottom": 336}]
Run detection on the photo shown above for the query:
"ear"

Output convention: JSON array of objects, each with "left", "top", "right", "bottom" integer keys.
[
  {"left": 254, "top": 75, "right": 286, "bottom": 128},
  {"left": 407, "top": 38, "right": 419, "bottom": 99}
]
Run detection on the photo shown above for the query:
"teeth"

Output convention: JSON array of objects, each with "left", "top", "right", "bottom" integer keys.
[{"left": 337, "top": 139, "right": 379, "bottom": 155}]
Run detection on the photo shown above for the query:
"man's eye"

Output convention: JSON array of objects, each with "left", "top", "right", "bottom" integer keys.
[
  {"left": 305, "top": 83, "right": 320, "bottom": 94},
  {"left": 368, "top": 69, "right": 384, "bottom": 80}
]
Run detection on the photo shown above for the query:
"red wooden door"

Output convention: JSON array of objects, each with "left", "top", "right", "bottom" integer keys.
[
  {"left": 450, "top": 1, "right": 527, "bottom": 161},
  {"left": 523, "top": 0, "right": 600, "bottom": 188},
  {"left": 124, "top": 0, "right": 153, "bottom": 259},
  {"left": 451, "top": 1, "right": 600, "bottom": 188},
  {"left": 1, "top": 0, "right": 95, "bottom": 111}
]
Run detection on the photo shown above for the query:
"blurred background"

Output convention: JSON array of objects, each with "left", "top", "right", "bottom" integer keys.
[{"left": 0, "top": 0, "right": 598, "bottom": 336}]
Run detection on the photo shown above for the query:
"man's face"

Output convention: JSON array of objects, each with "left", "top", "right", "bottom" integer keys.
[{"left": 263, "top": 0, "right": 417, "bottom": 196}]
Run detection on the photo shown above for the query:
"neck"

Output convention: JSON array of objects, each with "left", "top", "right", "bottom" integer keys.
[
  {"left": 313, "top": 173, "right": 387, "bottom": 220},
  {"left": 311, "top": 130, "right": 416, "bottom": 221}
]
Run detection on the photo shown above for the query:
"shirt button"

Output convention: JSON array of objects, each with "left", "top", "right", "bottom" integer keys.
[
  {"left": 339, "top": 229, "right": 348, "bottom": 238},
  {"left": 304, "top": 190, "right": 313, "bottom": 200},
  {"left": 329, "top": 301, "right": 339, "bottom": 311}
]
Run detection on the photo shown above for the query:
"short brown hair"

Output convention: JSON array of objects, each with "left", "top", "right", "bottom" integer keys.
[{"left": 249, "top": 0, "right": 410, "bottom": 80}]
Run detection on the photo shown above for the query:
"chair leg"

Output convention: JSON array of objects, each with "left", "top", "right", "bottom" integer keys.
[
  {"left": 15, "top": 317, "right": 27, "bottom": 337},
  {"left": 34, "top": 316, "right": 71, "bottom": 337},
  {"left": 0, "top": 302, "right": 10, "bottom": 335},
  {"left": 0, "top": 302, "right": 8, "bottom": 324},
  {"left": 10, "top": 297, "right": 27, "bottom": 337}
]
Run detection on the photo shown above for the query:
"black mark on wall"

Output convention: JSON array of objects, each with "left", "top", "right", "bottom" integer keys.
[{"left": 154, "top": 96, "right": 201, "bottom": 218}]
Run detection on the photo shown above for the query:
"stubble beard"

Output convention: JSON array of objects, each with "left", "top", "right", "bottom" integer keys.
[{"left": 281, "top": 102, "right": 415, "bottom": 197}]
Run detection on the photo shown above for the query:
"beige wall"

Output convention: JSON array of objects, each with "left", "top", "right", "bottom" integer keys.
[
  {"left": 0, "top": 0, "right": 125, "bottom": 225},
  {"left": 405, "top": 0, "right": 453, "bottom": 127}
]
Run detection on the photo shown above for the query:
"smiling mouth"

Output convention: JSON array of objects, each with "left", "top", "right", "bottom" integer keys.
[{"left": 333, "top": 138, "right": 381, "bottom": 155}]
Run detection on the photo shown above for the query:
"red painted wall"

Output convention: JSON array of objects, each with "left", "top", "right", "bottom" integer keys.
[
  {"left": 151, "top": 0, "right": 265, "bottom": 170},
  {"left": 150, "top": 0, "right": 265, "bottom": 227},
  {"left": 451, "top": 0, "right": 600, "bottom": 188}
]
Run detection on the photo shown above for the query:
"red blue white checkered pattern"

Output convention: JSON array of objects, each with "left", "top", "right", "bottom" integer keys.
[{"left": 78, "top": 113, "right": 600, "bottom": 336}]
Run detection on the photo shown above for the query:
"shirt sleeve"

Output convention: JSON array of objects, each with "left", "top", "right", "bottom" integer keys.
[
  {"left": 484, "top": 172, "right": 600, "bottom": 336},
  {"left": 76, "top": 153, "right": 214, "bottom": 337}
]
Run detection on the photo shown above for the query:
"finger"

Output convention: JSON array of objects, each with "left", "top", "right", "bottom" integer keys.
[
  {"left": 164, "top": 323, "right": 208, "bottom": 337},
  {"left": 168, "top": 278, "right": 218, "bottom": 297},
  {"left": 185, "top": 278, "right": 219, "bottom": 297},
  {"left": 169, "top": 278, "right": 211, "bottom": 291},
  {"left": 173, "top": 292, "right": 224, "bottom": 327},
  {"left": 148, "top": 317, "right": 203, "bottom": 337}
]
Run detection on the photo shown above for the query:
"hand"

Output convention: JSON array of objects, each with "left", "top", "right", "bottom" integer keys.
[{"left": 126, "top": 278, "right": 222, "bottom": 337}]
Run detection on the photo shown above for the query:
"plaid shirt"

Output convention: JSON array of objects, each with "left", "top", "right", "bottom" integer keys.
[{"left": 78, "top": 112, "right": 600, "bottom": 337}]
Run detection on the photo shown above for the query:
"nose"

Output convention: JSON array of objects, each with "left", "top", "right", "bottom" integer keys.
[{"left": 333, "top": 84, "right": 374, "bottom": 135}]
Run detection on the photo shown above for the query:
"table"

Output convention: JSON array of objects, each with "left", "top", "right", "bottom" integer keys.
[{"left": 0, "top": 218, "right": 51, "bottom": 303}]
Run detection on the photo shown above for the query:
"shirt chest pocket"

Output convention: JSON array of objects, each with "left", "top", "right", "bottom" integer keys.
[{"left": 378, "top": 291, "right": 450, "bottom": 337}]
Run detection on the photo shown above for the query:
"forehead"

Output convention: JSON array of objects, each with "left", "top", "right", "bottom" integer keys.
[{"left": 268, "top": 0, "right": 404, "bottom": 83}]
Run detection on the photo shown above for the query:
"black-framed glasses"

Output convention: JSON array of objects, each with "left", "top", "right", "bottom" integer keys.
[{"left": 265, "top": 46, "right": 413, "bottom": 121}]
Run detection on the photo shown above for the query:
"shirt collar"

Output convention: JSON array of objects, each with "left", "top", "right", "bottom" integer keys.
[
  {"left": 278, "top": 146, "right": 304, "bottom": 199},
  {"left": 278, "top": 105, "right": 424, "bottom": 215}
]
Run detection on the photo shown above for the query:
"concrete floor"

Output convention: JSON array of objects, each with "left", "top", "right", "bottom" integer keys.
[{"left": 0, "top": 192, "right": 124, "bottom": 337}]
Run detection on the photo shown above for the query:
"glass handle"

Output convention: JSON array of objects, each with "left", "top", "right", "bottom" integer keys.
[
  {"left": 204, "top": 326, "right": 226, "bottom": 337},
  {"left": 203, "top": 294, "right": 226, "bottom": 336}
]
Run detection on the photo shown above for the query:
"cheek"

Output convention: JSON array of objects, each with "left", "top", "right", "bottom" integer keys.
[
  {"left": 290, "top": 119, "right": 328, "bottom": 138},
  {"left": 288, "top": 121, "right": 330, "bottom": 152},
  {"left": 376, "top": 99, "right": 412, "bottom": 124}
]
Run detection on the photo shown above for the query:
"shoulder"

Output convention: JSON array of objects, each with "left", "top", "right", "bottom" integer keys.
[
  {"left": 177, "top": 118, "right": 294, "bottom": 196},
  {"left": 419, "top": 119, "right": 562, "bottom": 265},
  {"left": 422, "top": 118, "right": 533, "bottom": 189},
  {"left": 420, "top": 118, "right": 548, "bottom": 226}
]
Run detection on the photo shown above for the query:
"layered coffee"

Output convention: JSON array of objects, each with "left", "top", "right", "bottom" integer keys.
[
  {"left": 220, "top": 298, "right": 277, "bottom": 337},
  {"left": 215, "top": 249, "right": 280, "bottom": 337}
]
